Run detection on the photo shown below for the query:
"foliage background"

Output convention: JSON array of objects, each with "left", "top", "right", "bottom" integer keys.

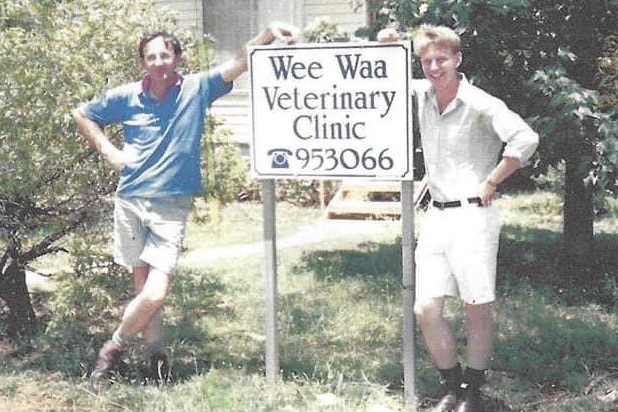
[
  {"left": 1, "top": 1, "right": 618, "bottom": 411},
  {"left": 0, "top": 0, "right": 206, "bottom": 259}
]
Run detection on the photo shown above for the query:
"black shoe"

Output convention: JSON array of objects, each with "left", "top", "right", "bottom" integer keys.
[
  {"left": 434, "top": 364, "right": 463, "bottom": 412},
  {"left": 149, "top": 352, "right": 170, "bottom": 383},
  {"left": 455, "top": 386, "right": 482, "bottom": 412},
  {"left": 433, "top": 390, "right": 459, "bottom": 412},
  {"left": 89, "top": 340, "right": 124, "bottom": 393}
]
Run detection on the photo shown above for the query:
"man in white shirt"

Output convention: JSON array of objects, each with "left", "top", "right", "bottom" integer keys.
[{"left": 380, "top": 25, "right": 538, "bottom": 412}]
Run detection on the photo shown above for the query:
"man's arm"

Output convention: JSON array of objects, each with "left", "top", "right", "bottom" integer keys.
[
  {"left": 73, "top": 109, "right": 133, "bottom": 172},
  {"left": 218, "top": 22, "right": 299, "bottom": 83},
  {"left": 479, "top": 98, "right": 539, "bottom": 205}
]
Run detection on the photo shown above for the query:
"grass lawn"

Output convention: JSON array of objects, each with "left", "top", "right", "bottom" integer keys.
[{"left": 1, "top": 191, "right": 618, "bottom": 411}]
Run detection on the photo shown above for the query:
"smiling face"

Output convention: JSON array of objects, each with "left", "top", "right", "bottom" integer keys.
[
  {"left": 418, "top": 43, "right": 462, "bottom": 92},
  {"left": 139, "top": 36, "right": 182, "bottom": 82},
  {"left": 412, "top": 25, "right": 462, "bottom": 93}
]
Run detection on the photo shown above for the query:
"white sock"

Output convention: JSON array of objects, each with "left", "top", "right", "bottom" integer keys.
[{"left": 111, "top": 329, "right": 130, "bottom": 348}]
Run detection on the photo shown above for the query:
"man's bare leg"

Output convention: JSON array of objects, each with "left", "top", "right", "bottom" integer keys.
[{"left": 415, "top": 297, "right": 462, "bottom": 411}]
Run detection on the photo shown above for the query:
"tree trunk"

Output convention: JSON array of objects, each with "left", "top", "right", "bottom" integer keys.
[
  {"left": 0, "top": 259, "right": 37, "bottom": 337},
  {"left": 562, "top": 143, "right": 594, "bottom": 278}
]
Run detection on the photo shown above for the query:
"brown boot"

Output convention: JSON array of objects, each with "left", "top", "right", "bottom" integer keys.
[{"left": 89, "top": 340, "right": 124, "bottom": 392}]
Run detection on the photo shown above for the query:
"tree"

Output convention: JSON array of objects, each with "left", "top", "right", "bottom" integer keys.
[
  {"left": 379, "top": 0, "right": 618, "bottom": 273},
  {"left": 0, "top": 0, "right": 209, "bottom": 337}
]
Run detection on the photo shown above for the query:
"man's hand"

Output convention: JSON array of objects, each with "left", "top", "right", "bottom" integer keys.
[
  {"left": 74, "top": 109, "right": 138, "bottom": 172},
  {"left": 249, "top": 21, "right": 299, "bottom": 47},
  {"left": 478, "top": 180, "right": 499, "bottom": 207},
  {"left": 478, "top": 158, "right": 520, "bottom": 206},
  {"left": 377, "top": 28, "right": 401, "bottom": 43},
  {"left": 266, "top": 21, "right": 299, "bottom": 45},
  {"left": 101, "top": 144, "right": 139, "bottom": 172}
]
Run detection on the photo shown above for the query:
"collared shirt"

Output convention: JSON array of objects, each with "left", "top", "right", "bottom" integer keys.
[
  {"left": 414, "top": 75, "right": 538, "bottom": 202},
  {"left": 80, "top": 71, "right": 232, "bottom": 197}
]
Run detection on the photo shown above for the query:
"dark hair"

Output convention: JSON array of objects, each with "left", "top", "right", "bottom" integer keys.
[{"left": 138, "top": 31, "right": 182, "bottom": 58}]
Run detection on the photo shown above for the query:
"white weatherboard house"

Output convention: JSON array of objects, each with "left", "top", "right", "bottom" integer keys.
[{"left": 153, "top": 0, "right": 371, "bottom": 148}]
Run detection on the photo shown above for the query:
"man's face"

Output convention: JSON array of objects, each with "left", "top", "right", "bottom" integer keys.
[
  {"left": 140, "top": 36, "right": 181, "bottom": 81},
  {"left": 419, "top": 44, "right": 461, "bottom": 91}
]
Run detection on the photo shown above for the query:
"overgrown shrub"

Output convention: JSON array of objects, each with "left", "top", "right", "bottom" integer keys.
[
  {"left": 303, "top": 17, "right": 350, "bottom": 43},
  {"left": 42, "top": 226, "right": 131, "bottom": 374},
  {"left": 203, "top": 117, "right": 250, "bottom": 205},
  {"left": 276, "top": 180, "right": 338, "bottom": 207}
]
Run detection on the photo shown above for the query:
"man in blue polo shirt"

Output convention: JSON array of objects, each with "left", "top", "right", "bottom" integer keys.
[{"left": 74, "top": 23, "right": 298, "bottom": 390}]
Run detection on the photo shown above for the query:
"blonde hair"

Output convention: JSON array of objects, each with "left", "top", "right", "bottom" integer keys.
[{"left": 412, "top": 24, "right": 461, "bottom": 56}]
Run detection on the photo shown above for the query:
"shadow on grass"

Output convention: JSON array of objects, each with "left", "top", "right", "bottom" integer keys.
[
  {"left": 289, "top": 223, "right": 618, "bottom": 311},
  {"left": 496, "top": 224, "right": 618, "bottom": 397},
  {"left": 294, "top": 239, "right": 403, "bottom": 284},
  {"left": 499, "top": 224, "right": 618, "bottom": 309}
]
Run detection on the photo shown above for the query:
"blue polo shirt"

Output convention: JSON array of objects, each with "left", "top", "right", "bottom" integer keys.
[{"left": 80, "top": 71, "right": 233, "bottom": 197}]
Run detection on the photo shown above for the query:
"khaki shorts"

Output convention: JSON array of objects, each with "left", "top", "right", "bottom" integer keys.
[
  {"left": 113, "top": 196, "right": 192, "bottom": 275},
  {"left": 415, "top": 204, "right": 501, "bottom": 305}
]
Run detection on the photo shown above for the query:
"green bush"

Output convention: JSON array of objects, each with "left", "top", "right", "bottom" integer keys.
[
  {"left": 275, "top": 179, "right": 338, "bottom": 208},
  {"left": 203, "top": 118, "right": 250, "bottom": 205},
  {"left": 42, "top": 227, "right": 130, "bottom": 374},
  {"left": 303, "top": 17, "right": 350, "bottom": 43}
]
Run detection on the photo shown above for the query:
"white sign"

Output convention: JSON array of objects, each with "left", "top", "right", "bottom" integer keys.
[{"left": 249, "top": 42, "right": 413, "bottom": 180}]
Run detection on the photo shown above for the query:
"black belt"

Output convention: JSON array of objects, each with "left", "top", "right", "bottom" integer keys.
[{"left": 432, "top": 197, "right": 482, "bottom": 210}]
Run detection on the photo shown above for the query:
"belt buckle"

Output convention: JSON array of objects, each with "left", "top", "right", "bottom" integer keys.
[{"left": 467, "top": 197, "right": 482, "bottom": 207}]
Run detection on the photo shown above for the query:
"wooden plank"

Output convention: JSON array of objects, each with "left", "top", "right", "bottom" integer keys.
[
  {"left": 325, "top": 177, "right": 428, "bottom": 220},
  {"left": 327, "top": 200, "right": 401, "bottom": 219},
  {"left": 336, "top": 180, "right": 401, "bottom": 193}
]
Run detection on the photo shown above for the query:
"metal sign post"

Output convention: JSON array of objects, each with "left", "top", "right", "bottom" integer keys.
[
  {"left": 261, "top": 178, "right": 279, "bottom": 382},
  {"left": 249, "top": 41, "right": 416, "bottom": 407},
  {"left": 401, "top": 180, "right": 416, "bottom": 406}
]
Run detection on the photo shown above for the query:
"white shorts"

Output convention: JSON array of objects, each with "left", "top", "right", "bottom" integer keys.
[
  {"left": 415, "top": 203, "right": 501, "bottom": 305},
  {"left": 113, "top": 196, "right": 192, "bottom": 275}
]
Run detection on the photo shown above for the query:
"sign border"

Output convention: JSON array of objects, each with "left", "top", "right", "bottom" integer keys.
[{"left": 248, "top": 41, "right": 413, "bottom": 180}]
